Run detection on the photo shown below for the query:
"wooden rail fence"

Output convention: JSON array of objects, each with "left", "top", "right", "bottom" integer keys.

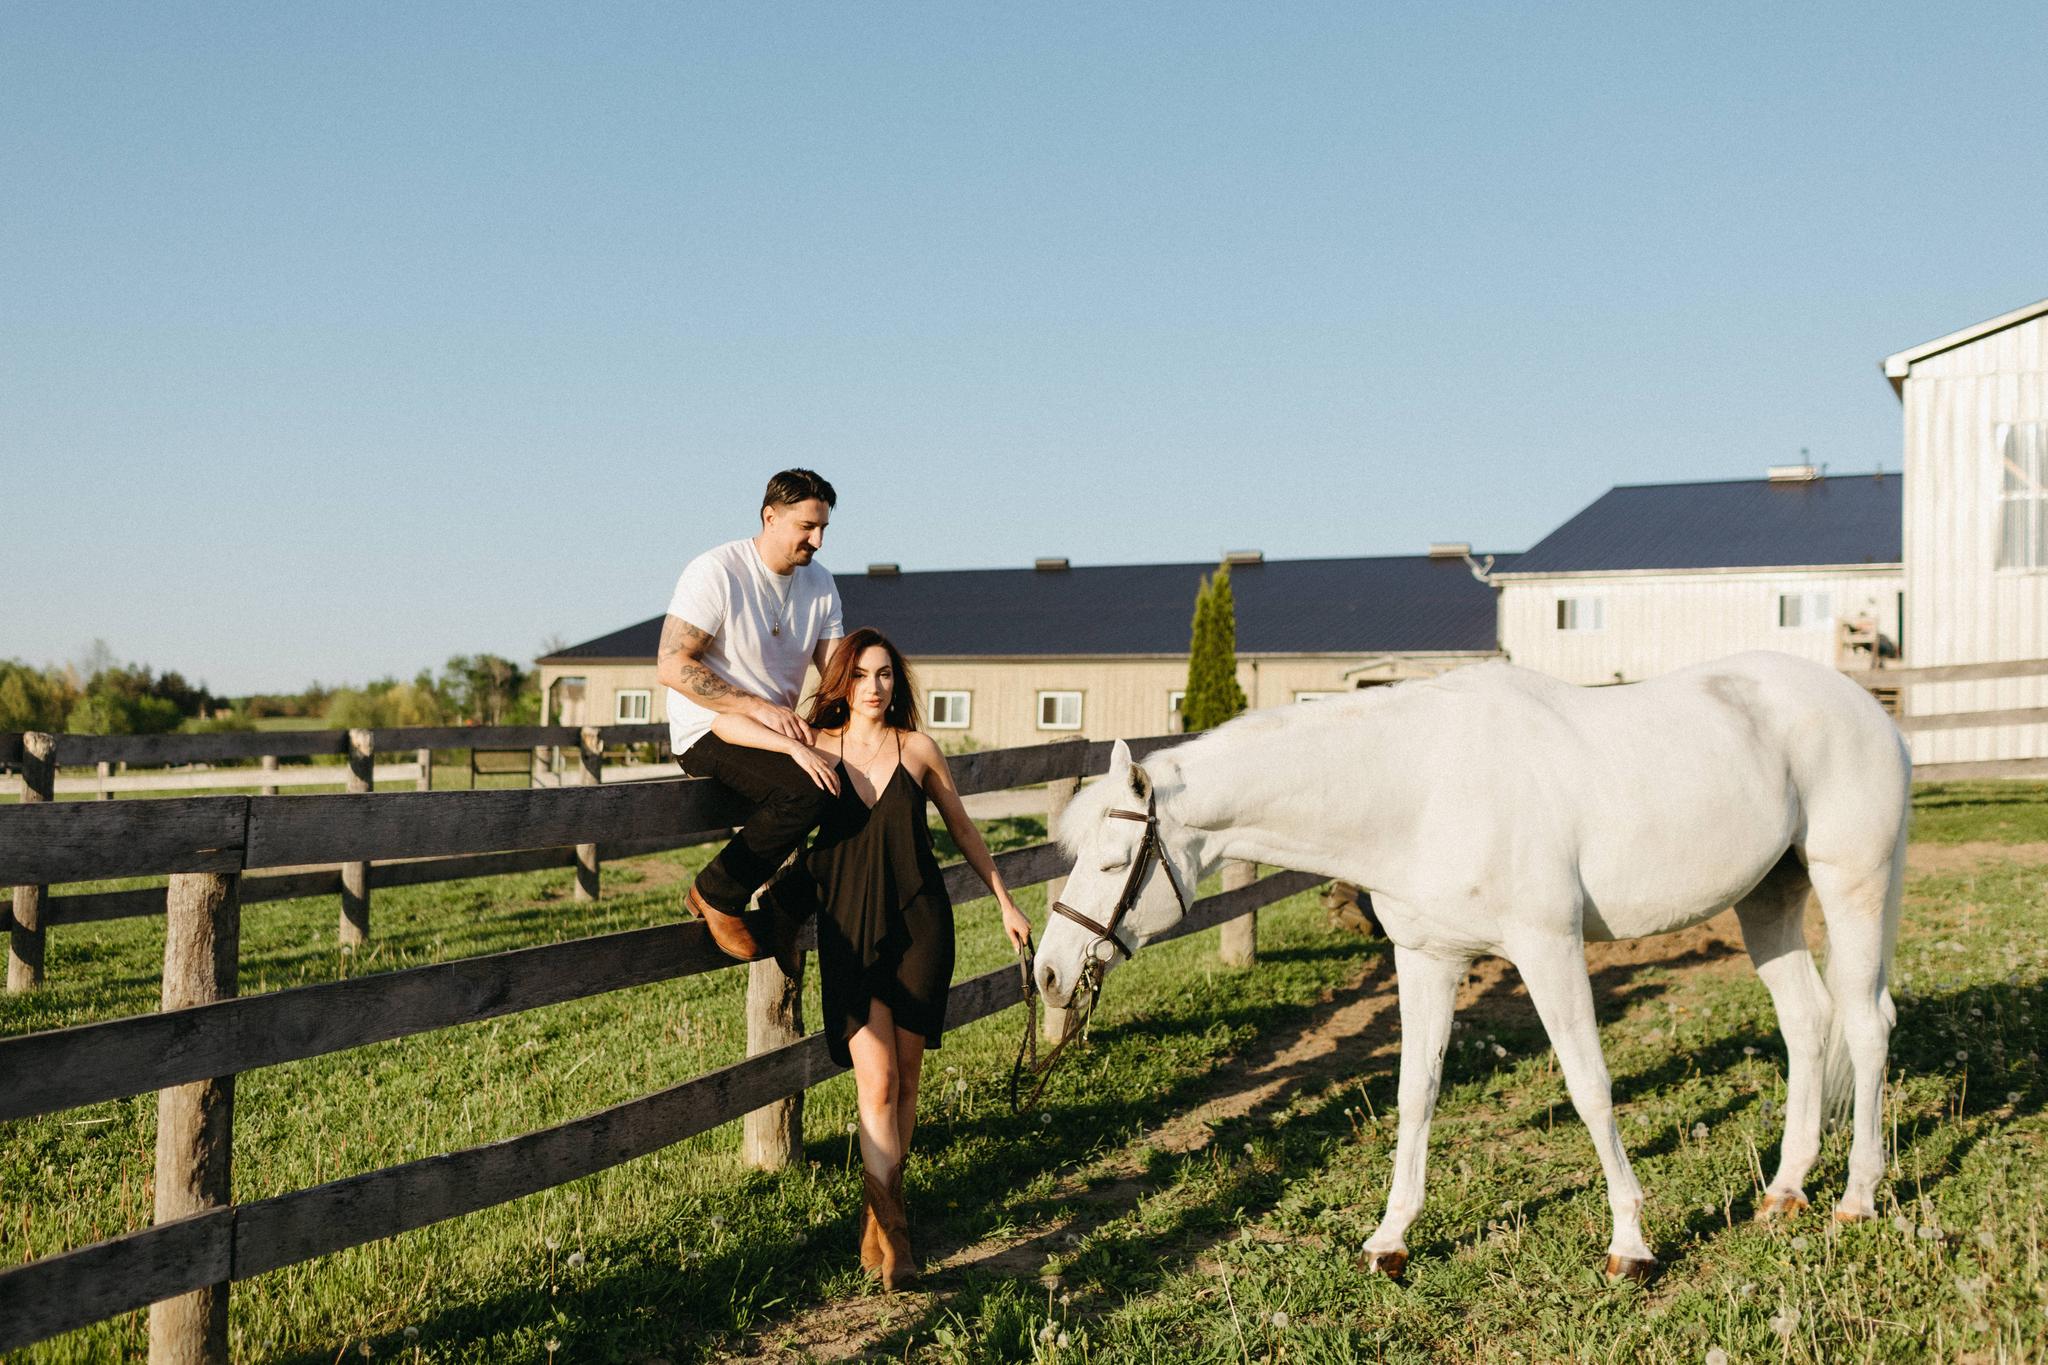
[
  {"left": 1844, "top": 656, "right": 2048, "bottom": 782},
  {"left": 0, "top": 732, "right": 1321, "bottom": 1359}
]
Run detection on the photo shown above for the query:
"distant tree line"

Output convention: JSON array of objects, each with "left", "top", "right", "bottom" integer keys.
[{"left": 0, "top": 643, "right": 542, "bottom": 736}]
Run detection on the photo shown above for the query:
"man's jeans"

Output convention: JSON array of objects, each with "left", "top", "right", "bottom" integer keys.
[{"left": 680, "top": 733, "right": 827, "bottom": 916}]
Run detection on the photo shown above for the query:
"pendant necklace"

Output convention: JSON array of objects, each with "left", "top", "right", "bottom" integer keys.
[{"left": 755, "top": 550, "right": 795, "bottom": 637}]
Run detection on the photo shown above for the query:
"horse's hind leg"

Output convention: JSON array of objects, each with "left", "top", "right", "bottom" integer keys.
[
  {"left": 1807, "top": 854, "right": 1900, "bottom": 1221},
  {"left": 1733, "top": 852, "right": 1830, "bottom": 1217},
  {"left": 1504, "top": 931, "right": 1657, "bottom": 1278},
  {"left": 1359, "top": 943, "right": 1467, "bottom": 1279}
]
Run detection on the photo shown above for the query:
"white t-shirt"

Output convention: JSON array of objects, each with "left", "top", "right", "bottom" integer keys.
[{"left": 665, "top": 538, "right": 845, "bottom": 755}]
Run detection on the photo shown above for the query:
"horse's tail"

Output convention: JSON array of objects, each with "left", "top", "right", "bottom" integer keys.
[{"left": 1818, "top": 765, "right": 1909, "bottom": 1124}]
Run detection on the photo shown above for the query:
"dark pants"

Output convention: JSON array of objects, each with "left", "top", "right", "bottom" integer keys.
[{"left": 681, "top": 732, "right": 828, "bottom": 916}]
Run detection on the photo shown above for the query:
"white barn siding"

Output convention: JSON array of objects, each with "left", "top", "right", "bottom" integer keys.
[
  {"left": 1899, "top": 311, "right": 2048, "bottom": 764},
  {"left": 1498, "top": 568, "right": 1902, "bottom": 686}
]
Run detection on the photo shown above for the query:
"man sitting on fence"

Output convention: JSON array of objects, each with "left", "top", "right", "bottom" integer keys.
[{"left": 660, "top": 469, "right": 847, "bottom": 964}]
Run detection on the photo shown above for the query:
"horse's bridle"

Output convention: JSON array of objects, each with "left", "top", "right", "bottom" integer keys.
[{"left": 1048, "top": 793, "right": 1192, "bottom": 963}]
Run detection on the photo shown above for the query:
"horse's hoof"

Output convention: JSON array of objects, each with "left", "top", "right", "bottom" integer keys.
[
  {"left": 1358, "top": 1248, "right": 1407, "bottom": 1280},
  {"left": 1756, "top": 1191, "right": 1810, "bottom": 1220},
  {"left": 1832, "top": 1205, "right": 1875, "bottom": 1224},
  {"left": 1603, "top": 1253, "right": 1659, "bottom": 1282}
]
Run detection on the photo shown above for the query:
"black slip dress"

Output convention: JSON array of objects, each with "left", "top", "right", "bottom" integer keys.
[{"left": 808, "top": 729, "right": 956, "bottom": 1069}]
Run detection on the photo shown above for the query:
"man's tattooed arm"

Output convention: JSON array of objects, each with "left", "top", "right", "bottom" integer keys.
[{"left": 656, "top": 616, "right": 744, "bottom": 707}]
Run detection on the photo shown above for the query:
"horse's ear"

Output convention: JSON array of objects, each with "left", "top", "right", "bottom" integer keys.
[
  {"left": 1128, "top": 760, "right": 1152, "bottom": 802},
  {"left": 1108, "top": 738, "right": 1133, "bottom": 776}
]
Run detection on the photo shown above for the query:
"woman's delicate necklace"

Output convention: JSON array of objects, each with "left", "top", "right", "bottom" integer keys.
[
  {"left": 843, "top": 727, "right": 889, "bottom": 768},
  {"left": 753, "top": 549, "right": 795, "bottom": 637}
]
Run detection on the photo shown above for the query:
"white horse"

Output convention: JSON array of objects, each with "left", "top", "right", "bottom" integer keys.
[{"left": 1035, "top": 652, "right": 1908, "bottom": 1278}]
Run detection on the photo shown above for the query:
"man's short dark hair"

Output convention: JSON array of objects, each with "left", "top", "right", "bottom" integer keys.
[{"left": 762, "top": 468, "right": 837, "bottom": 514}]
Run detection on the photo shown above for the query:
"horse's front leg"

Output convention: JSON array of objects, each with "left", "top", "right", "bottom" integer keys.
[
  {"left": 1506, "top": 931, "right": 1658, "bottom": 1279},
  {"left": 1359, "top": 943, "right": 1468, "bottom": 1279}
]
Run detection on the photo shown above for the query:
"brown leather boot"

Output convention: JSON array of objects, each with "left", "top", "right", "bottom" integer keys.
[
  {"left": 858, "top": 1172, "right": 886, "bottom": 1278},
  {"left": 866, "top": 1165, "right": 917, "bottom": 1291},
  {"left": 685, "top": 883, "right": 763, "bottom": 961}
]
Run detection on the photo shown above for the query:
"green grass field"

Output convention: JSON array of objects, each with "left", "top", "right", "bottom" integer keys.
[{"left": 4, "top": 790, "right": 2046, "bottom": 1361}]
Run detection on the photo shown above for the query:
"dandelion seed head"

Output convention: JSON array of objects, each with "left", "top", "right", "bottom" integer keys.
[
  {"left": 845, "top": 1121, "right": 858, "bottom": 1134},
  {"left": 1769, "top": 1307, "right": 1799, "bottom": 1338},
  {"left": 1491, "top": 1043, "right": 1507, "bottom": 1058},
  {"left": 1271, "top": 1310, "right": 1290, "bottom": 1329},
  {"left": 1691, "top": 1122, "right": 1710, "bottom": 1140},
  {"left": 1706, "top": 1349, "right": 1729, "bottom": 1365},
  {"left": 1956, "top": 1050, "right": 1970, "bottom": 1062},
  {"left": 1893, "top": 1215, "right": 1912, "bottom": 1234},
  {"left": 1056, "top": 1332, "right": 1071, "bottom": 1349},
  {"left": 546, "top": 1238, "right": 560, "bottom": 1252},
  {"left": 955, "top": 1079, "right": 967, "bottom": 1094},
  {"left": 1976, "top": 1230, "right": 1997, "bottom": 1250},
  {"left": 566, "top": 1251, "right": 585, "bottom": 1269},
  {"left": 404, "top": 1327, "right": 419, "bottom": 1342},
  {"left": 1790, "top": 1236, "right": 1809, "bottom": 1252},
  {"left": 1918, "top": 1224, "right": 1942, "bottom": 1241},
  {"left": 1743, "top": 1046, "right": 1758, "bottom": 1057},
  {"left": 545, "top": 1339, "right": 561, "bottom": 1354},
  {"left": 1040, "top": 1112, "right": 1052, "bottom": 1125},
  {"left": 359, "top": 1345, "right": 372, "bottom": 1359}
]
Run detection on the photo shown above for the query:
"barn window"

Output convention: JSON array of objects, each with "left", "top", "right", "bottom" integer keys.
[
  {"left": 927, "top": 691, "right": 971, "bottom": 728},
  {"left": 614, "top": 689, "right": 651, "bottom": 723},
  {"left": 1037, "top": 691, "right": 1082, "bottom": 731},
  {"left": 1556, "top": 596, "right": 1605, "bottom": 631},
  {"left": 1998, "top": 423, "right": 2048, "bottom": 569},
  {"left": 1777, "top": 591, "right": 1833, "bottom": 629}
]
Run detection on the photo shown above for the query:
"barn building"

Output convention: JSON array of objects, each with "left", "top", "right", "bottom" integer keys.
[
  {"left": 1492, "top": 470, "right": 1903, "bottom": 685},
  {"left": 537, "top": 550, "right": 1509, "bottom": 750},
  {"left": 1882, "top": 296, "right": 2048, "bottom": 765}
]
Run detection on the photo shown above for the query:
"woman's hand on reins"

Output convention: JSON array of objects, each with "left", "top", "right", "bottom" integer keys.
[{"left": 997, "top": 890, "right": 1032, "bottom": 952}]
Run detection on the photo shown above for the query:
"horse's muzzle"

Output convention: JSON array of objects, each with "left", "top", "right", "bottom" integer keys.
[{"left": 1034, "top": 958, "right": 1073, "bottom": 1009}]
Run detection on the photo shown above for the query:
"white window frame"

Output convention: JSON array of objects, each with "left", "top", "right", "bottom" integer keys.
[
  {"left": 1556, "top": 596, "right": 1605, "bottom": 632},
  {"left": 1776, "top": 590, "right": 1833, "bottom": 630},
  {"left": 927, "top": 690, "right": 971, "bottom": 729},
  {"left": 1997, "top": 422, "right": 2048, "bottom": 570},
  {"left": 1037, "top": 690, "right": 1083, "bottom": 731},
  {"left": 1166, "top": 690, "right": 1187, "bottom": 733},
  {"left": 1293, "top": 691, "right": 1341, "bottom": 703},
  {"left": 614, "top": 689, "right": 652, "bottom": 723}
]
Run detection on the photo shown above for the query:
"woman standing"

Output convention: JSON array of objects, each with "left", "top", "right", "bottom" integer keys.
[{"left": 706, "top": 626, "right": 1032, "bottom": 1290}]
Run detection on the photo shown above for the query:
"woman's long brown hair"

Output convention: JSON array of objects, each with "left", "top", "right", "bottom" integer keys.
[{"left": 804, "top": 627, "right": 922, "bottom": 732}]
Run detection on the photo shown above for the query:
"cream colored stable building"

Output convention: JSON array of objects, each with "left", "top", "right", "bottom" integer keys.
[
  {"left": 1493, "top": 472, "right": 1904, "bottom": 686},
  {"left": 1883, "top": 298, "right": 2048, "bottom": 764},
  {"left": 538, "top": 552, "right": 1508, "bottom": 751}
]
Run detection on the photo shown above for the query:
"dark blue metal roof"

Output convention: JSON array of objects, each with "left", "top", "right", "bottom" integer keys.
[
  {"left": 1504, "top": 474, "right": 1901, "bottom": 575},
  {"left": 543, "top": 553, "right": 1513, "bottom": 662}
]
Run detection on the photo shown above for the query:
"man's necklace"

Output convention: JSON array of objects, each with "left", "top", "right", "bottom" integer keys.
[{"left": 754, "top": 551, "right": 795, "bottom": 637}]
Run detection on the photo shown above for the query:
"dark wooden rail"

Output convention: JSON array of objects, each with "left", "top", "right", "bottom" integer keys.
[{"left": 0, "top": 730, "right": 1316, "bottom": 1358}]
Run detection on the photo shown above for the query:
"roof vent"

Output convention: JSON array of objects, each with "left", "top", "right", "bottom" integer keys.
[
  {"left": 1427, "top": 541, "right": 1471, "bottom": 559},
  {"left": 1768, "top": 464, "right": 1819, "bottom": 482},
  {"left": 1034, "top": 557, "right": 1070, "bottom": 572},
  {"left": 867, "top": 563, "right": 900, "bottom": 577},
  {"left": 1222, "top": 549, "right": 1264, "bottom": 566}
]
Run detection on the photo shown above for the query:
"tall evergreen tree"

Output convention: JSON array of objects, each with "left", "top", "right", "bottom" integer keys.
[{"left": 1181, "top": 564, "right": 1248, "bottom": 732}]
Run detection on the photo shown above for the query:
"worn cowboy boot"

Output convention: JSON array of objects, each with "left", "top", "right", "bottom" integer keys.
[
  {"left": 863, "top": 1164, "right": 916, "bottom": 1291},
  {"left": 885, "top": 1160, "right": 920, "bottom": 1283},
  {"left": 857, "top": 1172, "right": 885, "bottom": 1277}
]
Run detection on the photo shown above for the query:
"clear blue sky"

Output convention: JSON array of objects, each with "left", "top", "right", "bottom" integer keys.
[{"left": 5, "top": 2, "right": 2044, "bottom": 694}]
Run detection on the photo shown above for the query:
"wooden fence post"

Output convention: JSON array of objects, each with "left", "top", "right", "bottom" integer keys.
[
  {"left": 1218, "top": 859, "right": 1257, "bottom": 967},
  {"left": 259, "top": 754, "right": 279, "bottom": 798},
  {"left": 416, "top": 747, "right": 432, "bottom": 793},
  {"left": 96, "top": 759, "right": 113, "bottom": 800},
  {"left": 1040, "top": 741, "right": 1084, "bottom": 1042},
  {"left": 8, "top": 732, "right": 55, "bottom": 992},
  {"left": 742, "top": 955, "right": 804, "bottom": 1169},
  {"left": 575, "top": 728, "right": 602, "bottom": 901},
  {"left": 339, "top": 729, "right": 373, "bottom": 949},
  {"left": 149, "top": 870, "right": 239, "bottom": 1365}
]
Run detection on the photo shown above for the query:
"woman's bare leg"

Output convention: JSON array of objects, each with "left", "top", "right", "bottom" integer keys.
[
  {"left": 893, "top": 1030, "right": 927, "bottom": 1157},
  {"left": 846, "top": 1001, "right": 904, "bottom": 1180}
]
